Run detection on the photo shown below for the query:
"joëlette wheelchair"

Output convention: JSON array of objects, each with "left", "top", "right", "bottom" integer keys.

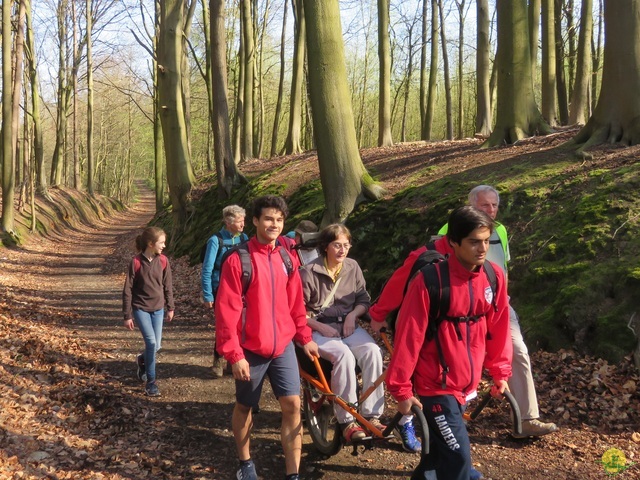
[{"left": 295, "top": 331, "right": 429, "bottom": 456}]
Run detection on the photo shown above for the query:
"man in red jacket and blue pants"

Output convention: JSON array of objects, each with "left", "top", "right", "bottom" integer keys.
[
  {"left": 215, "top": 195, "right": 319, "bottom": 480},
  {"left": 386, "top": 206, "right": 513, "bottom": 480}
]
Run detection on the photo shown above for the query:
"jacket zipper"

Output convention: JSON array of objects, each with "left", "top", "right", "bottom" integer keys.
[
  {"left": 463, "top": 278, "right": 475, "bottom": 396},
  {"left": 268, "top": 248, "right": 277, "bottom": 358}
]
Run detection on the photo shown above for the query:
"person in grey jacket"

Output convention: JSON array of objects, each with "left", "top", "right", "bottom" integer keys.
[{"left": 300, "top": 224, "right": 383, "bottom": 442}]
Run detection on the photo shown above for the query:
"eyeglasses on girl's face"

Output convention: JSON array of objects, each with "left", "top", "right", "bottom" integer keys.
[{"left": 329, "top": 242, "right": 351, "bottom": 250}]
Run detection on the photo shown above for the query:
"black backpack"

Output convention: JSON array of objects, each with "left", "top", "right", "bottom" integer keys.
[
  {"left": 219, "top": 236, "right": 295, "bottom": 296},
  {"left": 200, "top": 232, "right": 248, "bottom": 264},
  {"left": 416, "top": 258, "right": 498, "bottom": 389}
]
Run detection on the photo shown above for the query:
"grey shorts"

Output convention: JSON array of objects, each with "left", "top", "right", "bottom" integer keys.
[{"left": 236, "top": 341, "right": 301, "bottom": 408}]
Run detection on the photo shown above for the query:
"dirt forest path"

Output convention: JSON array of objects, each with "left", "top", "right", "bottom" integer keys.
[{"left": 1, "top": 184, "right": 638, "bottom": 480}]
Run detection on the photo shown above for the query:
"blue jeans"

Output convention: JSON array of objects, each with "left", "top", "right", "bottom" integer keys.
[{"left": 133, "top": 309, "right": 164, "bottom": 382}]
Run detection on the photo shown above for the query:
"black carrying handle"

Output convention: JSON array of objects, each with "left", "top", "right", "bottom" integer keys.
[{"left": 466, "top": 389, "right": 522, "bottom": 436}]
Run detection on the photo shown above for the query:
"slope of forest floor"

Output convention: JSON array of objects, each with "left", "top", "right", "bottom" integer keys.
[{"left": 1, "top": 139, "right": 640, "bottom": 479}]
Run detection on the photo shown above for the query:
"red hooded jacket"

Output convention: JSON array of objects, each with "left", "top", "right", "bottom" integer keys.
[
  {"left": 386, "top": 253, "right": 512, "bottom": 405},
  {"left": 215, "top": 237, "right": 313, "bottom": 364},
  {"left": 369, "top": 236, "right": 453, "bottom": 324}
]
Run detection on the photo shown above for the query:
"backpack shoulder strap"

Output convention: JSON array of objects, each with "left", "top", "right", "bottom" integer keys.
[
  {"left": 237, "top": 245, "right": 252, "bottom": 295},
  {"left": 482, "top": 260, "right": 498, "bottom": 311},
  {"left": 159, "top": 254, "right": 168, "bottom": 270},
  {"left": 421, "top": 260, "right": 450, "bottom": 337},
  {"left": 133, "top": 255, "right": 141, "bottom": 274},
  {"left": 278, "top": 247, "right": 294, "bottom": 276}
]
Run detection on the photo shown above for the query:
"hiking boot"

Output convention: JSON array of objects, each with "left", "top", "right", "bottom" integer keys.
[
  {"left": 136, "top": 354, "right": 147, "bottom": 382},
  {"left": 342, "top": 422, "right": 366, "bottom": 442},
  {"left": 236, "top": 459, "right": 258, "bottom": 480},
  {"left": 512, "top": 419, "right": 558, "bottom": 438},
  {"left": 395, "top": 419, "right": 422, "bottom": 453},
  {"left": 145, "top": 381, "right": 160, "bottom": 397},
  {"left": 212, "top": 357, "right": 224, "bottom": 378}
]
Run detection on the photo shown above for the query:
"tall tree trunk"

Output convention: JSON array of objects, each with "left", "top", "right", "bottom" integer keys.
[
  {"left": 181, "top": 0, "right": 197, "bottom": 163},
  {"left": 211, "top": 0, "right": 242, "bottom": 198},
  {"left": 240, "top": 0, "right": 254, "bottom": 160},
  {"left": 484, "top": 0, "right": 551, "bottom": 147},
  {"left": 569, "top": 0, "right": 640, "bottom": 153},
  {"left": 284, "top": 0, "right": 305, "bottom": 154},
  {"left": 541, "top": 0, "right": 558, "bottom": 126},
  {"left": 569, "top": 0, "right": 593, "bottom": 125},
  {"left": 401, "top": 23, "right": 415, "bottom": 143},
  {"left": 201, "top": 0, "right": 214, "bottom": 171},
  {"left": 271, "top": 0, "right": 288, "bottom": 158},
  {"left": 456, "top": 0, "right": 466, "bottom": 139},
  {"left": 419, "top": 0, "right": 428, "bottom": 139},
  {"left": 423, "top": 0, "right": 439, "bottom": 140},
  {"left": 476, "top": 0, "right": 492, "bottom": 136},
  {"left": 12, "top": 0, "right": 26, "bottom": 188},
  {"left": 554, "top": 0, "right": 569, "bottom": 124},
  {"left": 24, "top": 0, "right": 46, "bottom": 196},
  {"left": 591, "top": 0, "right": 603, "bottom": 112},
  {"left": 377, "top": 0, "right": 393, "bottom": 146},
  {"left": 255, "top": 0, "right": 270, "bottom": 159},
  {"left": 439, "top": 0, "right": 453, "bottom": 140},
  {"left": 303, "top": 0, "right": 383, "bottom": 224},
  {"left": 157, "top": 0, "right": 195, "bottom": 230},
  {"left": 72, "top": 0, "right": 80, "bottom": 190},
  {"left": 2, "top": 0, "right": 15, "bottom": 233},
  {"left": 86, "top": 0, "right": 94, "bottom": 195},
  {"left": 232, "top": 22, "right": 244, "bottom": 166},
  {"left": 154, "top": 0, "right": 164, "bottom": 212},
  {"left": 528, "top": 0, "right": 541, "bottom": 70},
  {"left": 51, "top": 0, "right": 69, "bottom": 187},
  {"left": 565, "top": 0, "right": 576, "bottom": 98}
]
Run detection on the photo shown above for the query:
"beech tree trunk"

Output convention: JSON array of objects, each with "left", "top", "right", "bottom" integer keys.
[
  {"left": 569, "top": 0, "right": 593, "bottom": 125},
  {"left": 240, "top": 0, "right": 254, "bottom": 160},
  {"left": 377, "top": 0, "right": 393, "bottom": 147},
  {"left": 284, "top": 0, "right": 305, "bottom": 154},
  {"left": 439, "top": 0, "right": 453, "bottom": 140},
  {"left": 303, "top": 0, "right": 383, "bottom": 224},
  {"left": 476, "top": 0, "right": 492, "bottom": 136},
  {"left": 157, "top": 0, "right": 195, "bottom": 229},
  {"left": 211, "top": 0, "right": 243, "bottom": 198},
  {"left": 270, "top": 0, "right": 288, "bottom": 157},
  {"left": 541, "top": 0, "right": 558, "bottom": 126},
  {"left": 423, "top": 0, "right": 439, "bottom": 140},
  {"left": 2, "top": 0, "right": 15, "bottom": 233},
  {"left": 87, "top": 0, "right": 94, "bottom": 195},
  {"left": 569, "top": 0, "right": 640, "bottom": 154},
  {"left": 483, "top": 0, "right": 551, "bottom": 147}
]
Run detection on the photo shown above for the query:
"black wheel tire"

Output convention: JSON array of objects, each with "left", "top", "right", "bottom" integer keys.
[
  {"left": 411, "top": 404, "right": 430, "bottom": 456},
  {"left": 302, "top": 382, "right": 342, "bottom": 456}
]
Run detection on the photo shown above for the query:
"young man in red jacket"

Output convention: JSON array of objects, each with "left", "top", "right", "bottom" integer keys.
[
  {"left": 215, "top": 195, "right": 318, "bottom": 480},
  {"left": 386, "top": 206, "right": 513, "bottom": 480}
]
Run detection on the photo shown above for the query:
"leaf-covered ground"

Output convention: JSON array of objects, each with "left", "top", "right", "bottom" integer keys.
[{"left": 1, "top": 142, "right": 640, "bottom": 479}]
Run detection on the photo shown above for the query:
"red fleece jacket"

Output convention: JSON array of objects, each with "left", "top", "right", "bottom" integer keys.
[{"left": 215, "top": 237, "right": 313, "bottom": 364}]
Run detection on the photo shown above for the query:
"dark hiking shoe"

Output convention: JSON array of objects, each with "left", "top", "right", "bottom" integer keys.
[
  {"left": 145, "top": 381, "right": 160, "bottom": 397},
  {"left": 236, "top": 459, "right": 257, "bottom": 480},
  {"left": 136, "top": 354, "right": 147, "bottom": 382}
]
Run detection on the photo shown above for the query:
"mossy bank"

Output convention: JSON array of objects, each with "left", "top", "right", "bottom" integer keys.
[{"left": 154, "top": 137, "right": 640, "bottom": 364}]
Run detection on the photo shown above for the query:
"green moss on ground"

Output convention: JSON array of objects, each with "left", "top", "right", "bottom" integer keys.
[{"left": 157, "top": 145, "right": 640, "bottom": 363}]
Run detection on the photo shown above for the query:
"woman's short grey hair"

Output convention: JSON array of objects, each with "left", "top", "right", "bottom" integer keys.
[
  {"left": 468, "top": 185, "right": 500, "bottom": 206},
  {"left": 222, "top": 205, "right": 246, "bottom": 224}
]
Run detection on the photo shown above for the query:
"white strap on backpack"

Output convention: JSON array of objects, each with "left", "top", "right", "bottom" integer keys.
[{"left": 320, "top": 277, "right": 342, "bottom": 312}]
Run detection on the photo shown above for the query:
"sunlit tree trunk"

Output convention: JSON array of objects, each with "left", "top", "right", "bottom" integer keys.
[
  {"left": 285, "top": 0, "right": 305, "bottom": 154},
  {"left": 86, "top": 0, "right": 95, "bottom": 195},
  {"left": 200, "top": 0, "right": 214, "bottom": 171},
  {"left": 24, "top": 0, "right": 46, "bottom": 196},
  {"left": 565, "top": 0, "right": 576, "bottom": 98},
  {"left": 211, "top": 0, "right": 243, "bottom": 198},
  {"left": 240, "top": 0, "right": 254, "bottom": 160},
  {"left": 568, "top": 0, "right": 640, "bottom": 154},
  {"left": 476, "top": 0, "right": 492, "bottom": 136},
  {"left": 541, "top": 0, "right": 558, "bottom": 126},
  {"left": 2, "top": 0, "right": 15, "bottom": 233},
  {"left": 157, "top": 0, "right": 195, "bottom": 230},
  {"left": 72, "top": 0, "right": 81, "bottom": 189},
  {"left": 12, "top": 0, "right": 26, "bottom": 187},
  {"left": 591, "top": 0, "right": 603, "bottom": 112},
  {"left": 569, "top": 0, "right": 592, "bottom": 125},
  {"left": 423, "top": 0, "right": 439, "bottom": 140},
  {"left": 455, "top": 0, "right": 466, "bottom": 139},
  {"left": 484, "top": 0, "right": 551, "bottom": 147},
  {"left": 153, "top": 0, "right": 164, "bottom": 212},
  {"left": 51, "top": 0, "right": 68, "bottom": 187},
  {"left": 377, "top": 0, "right": 393, "bottom": 146},
  {"left": 232, "top": 21, "right": 244, "bottom": 166},
  {"left": 303, "top": 0, "right": 383, "bottom": 224},
  {"left": 439, "top": 0, "right": 453, "bottom": 140},
  {"left": 419, "top": 0, "right": 428, "bottom": 139},
  {"left": 181, "top": 0, "right": 197, "bottom": 162},
  {"left": 528, "top": 0, "right": 540, "bottom": 71},
  {"left": 401, "top": 21, "right": 416, "bottom": 143},
  {"left": 271, "top": 0, "right": 288, "bottom": 157},
  {"left": 554, "top": 0, "right": 569, "bottom": 124}
]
